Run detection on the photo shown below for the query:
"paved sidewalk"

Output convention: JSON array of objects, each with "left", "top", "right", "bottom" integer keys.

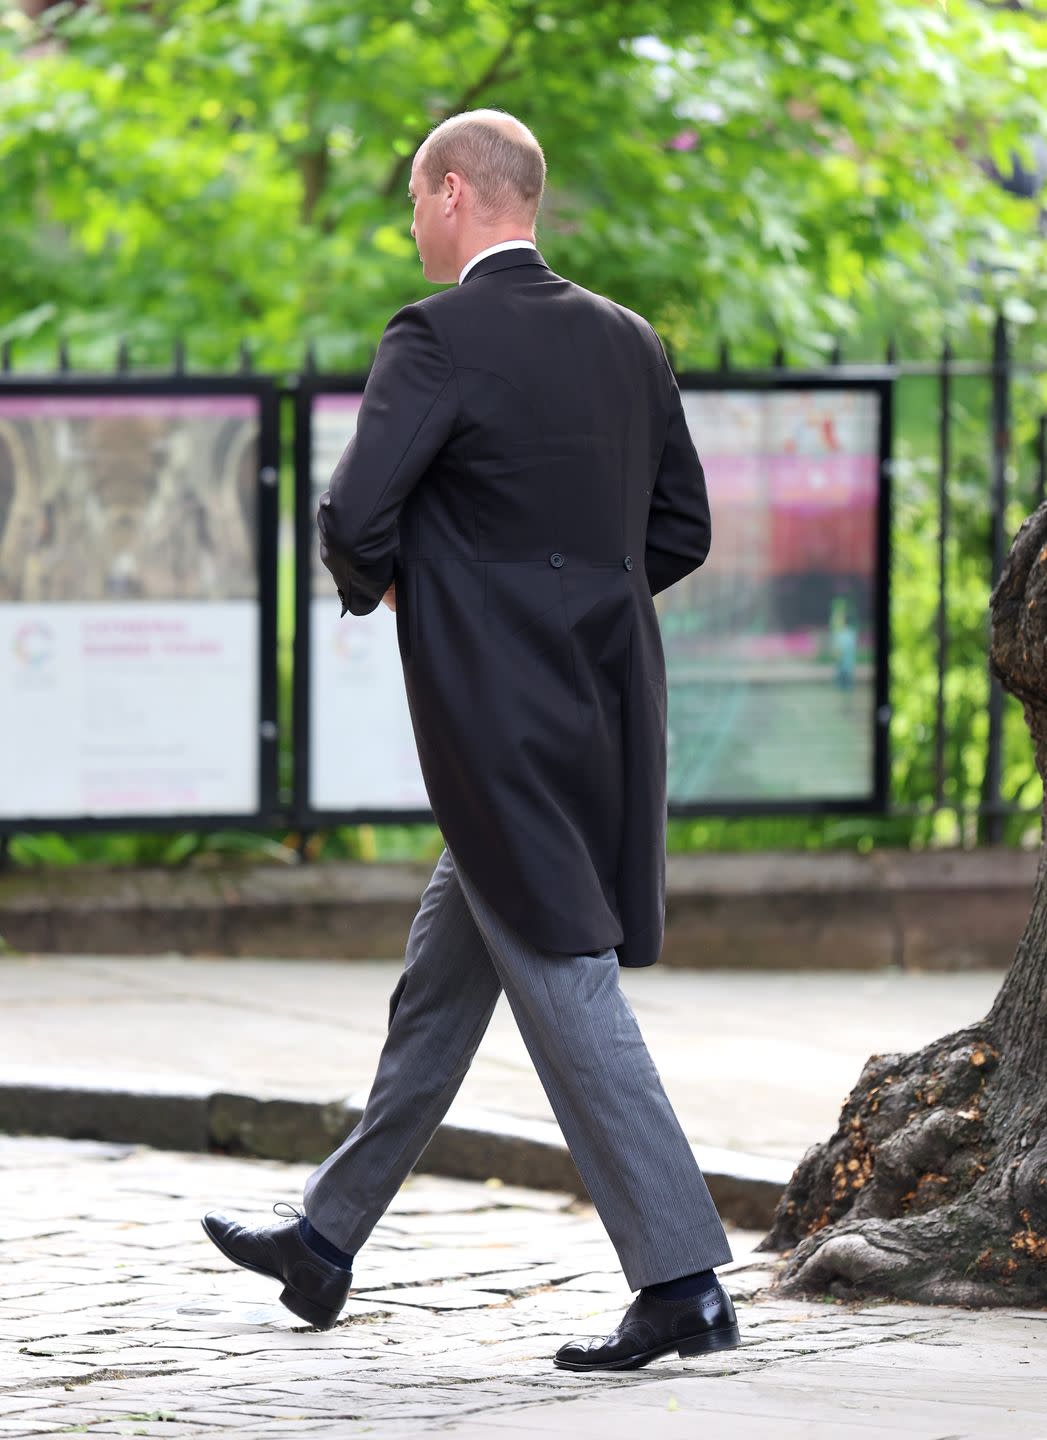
[
  {"left": 0, "top": 1138, "right": 1043, "bottom": 1439},
  {"left": 0, "top": 957, "right": 1002, "bottom": 1163}
]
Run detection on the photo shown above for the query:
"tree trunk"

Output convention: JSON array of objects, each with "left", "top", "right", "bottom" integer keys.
[{"left": 758, "top": 503, "right": 1047, "bottom": 1306}]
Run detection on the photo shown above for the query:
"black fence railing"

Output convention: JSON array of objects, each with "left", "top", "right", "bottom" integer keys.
[{"left": 0, "top": 314, "right": 1043, "bottom": 849}]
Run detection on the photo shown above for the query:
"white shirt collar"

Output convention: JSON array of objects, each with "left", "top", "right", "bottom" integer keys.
[{"left": 458, "top": 240, "right": 538, "bottom": 285}]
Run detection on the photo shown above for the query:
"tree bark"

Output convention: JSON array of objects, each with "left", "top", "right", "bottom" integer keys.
[{"left": 758, "top": 502, "right": 1047, "bottom": 1306}]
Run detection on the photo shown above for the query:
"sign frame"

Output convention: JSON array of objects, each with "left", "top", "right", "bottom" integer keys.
[
  {"left": 665, "top": 368, "right": 893, "bottom": 818},
  {"left": 0, "top": 375, "right": 281, "bottom": 834},
  {"left": 296, "top": 369, "right": 892, "bottom": 824},
  {"left": 292, "top": 375, "right": 432, "bottom": 827}
]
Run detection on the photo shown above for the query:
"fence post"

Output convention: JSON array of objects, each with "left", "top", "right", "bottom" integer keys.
[
  {"left": 981, "top": 313, "right": 1010, "bottom": 846},
  {"left": 935, "top": 337, "right": 952, "bottom": 811}
]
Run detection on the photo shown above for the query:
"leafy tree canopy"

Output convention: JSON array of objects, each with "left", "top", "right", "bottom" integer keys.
[{"left": 0, "top": 0, "right": 1044, "bottom": 368}]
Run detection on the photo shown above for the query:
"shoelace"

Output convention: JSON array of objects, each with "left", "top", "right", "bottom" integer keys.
[{"left": 273, "top": 1201, "right": 304, "bottom": 1221}]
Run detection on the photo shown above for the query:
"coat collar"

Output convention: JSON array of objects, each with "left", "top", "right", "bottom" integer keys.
[{"left": 459, "top": 248, "right": 551, "bottom": 285}]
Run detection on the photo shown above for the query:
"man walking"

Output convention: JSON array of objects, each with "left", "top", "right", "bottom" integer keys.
[{"left": 203, "top": 108, "right": 740, "bottom": 1373}]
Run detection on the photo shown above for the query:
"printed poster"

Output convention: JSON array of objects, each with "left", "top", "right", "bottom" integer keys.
[{"left": 0, "top": 392, "right": 262, "bottom": 818}]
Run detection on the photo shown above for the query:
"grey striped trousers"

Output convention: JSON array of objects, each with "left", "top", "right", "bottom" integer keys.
[{"left": 303, "top": 845, "right": 733, "bottom": 1290}]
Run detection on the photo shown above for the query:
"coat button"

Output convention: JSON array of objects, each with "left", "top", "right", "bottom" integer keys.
[
  {"left": 549, "top": 552, "right": 565, "bottom": 568},
  {"left": 623, "top": 554, "right": 633, "bottom": 571}
]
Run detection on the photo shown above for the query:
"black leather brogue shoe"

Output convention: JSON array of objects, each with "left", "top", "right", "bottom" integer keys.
[
  {"left": 554, "top": 1278, "right": 740, "bottom": 1372},
  {"left": 201, "top": 1205, "right": 351, "bottom": 1330}
]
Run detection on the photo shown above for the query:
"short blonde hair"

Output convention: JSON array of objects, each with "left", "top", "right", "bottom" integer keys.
[{"left": 419, "top": 109, "right": 545, "bottom": 222}]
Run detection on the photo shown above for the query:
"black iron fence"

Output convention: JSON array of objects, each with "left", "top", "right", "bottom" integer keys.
[{"left": 0, "top": 314, "right": 1043, "bottom": 849}]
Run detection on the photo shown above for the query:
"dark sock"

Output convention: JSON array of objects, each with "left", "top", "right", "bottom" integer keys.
[
  {"left": 641, "top": 1266, "right": 718, "bottom": 1301},
  {"left": 299, "top": 1216, "right": 355, "bottom": 1272}
]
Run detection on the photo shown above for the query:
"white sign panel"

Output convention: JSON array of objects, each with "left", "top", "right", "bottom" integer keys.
[
  {"left": 302, "top": 385, "right": 885, "bottom": 814},
  {"left": 308, "top": 394, "right": 428, "bottom": 812},
  {"left": 665, "top": 388, "right": 882, "bottom": 803},
  {"left": 0, "top": 602, "right": 258, "bottom": 817},
  {"left": 0, "top": 391, "right": 262, "bottom": 820}
]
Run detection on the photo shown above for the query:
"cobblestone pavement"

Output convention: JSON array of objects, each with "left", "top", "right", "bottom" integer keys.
[{"left": 0, "top": 1138, "right": 1044, "bottom": 1439}]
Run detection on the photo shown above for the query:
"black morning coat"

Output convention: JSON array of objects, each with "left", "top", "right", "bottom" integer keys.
[{"left": 317, "top": 247, "right": 711, "bottom": 968}]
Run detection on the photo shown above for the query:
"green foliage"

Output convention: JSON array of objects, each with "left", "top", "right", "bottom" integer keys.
[
  {"left": 0, "top": 0, "right": 1044, "bottom": 368},
  {"left": 6, "top": 828, "right": 299, "bottom": 866},
  {"left": 1, "top": 0, "right": 1044, "bottom": 868}
]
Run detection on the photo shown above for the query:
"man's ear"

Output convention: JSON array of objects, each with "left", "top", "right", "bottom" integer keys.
[{"left": 444, "top": 172, "right": 464, "bottom": 211}]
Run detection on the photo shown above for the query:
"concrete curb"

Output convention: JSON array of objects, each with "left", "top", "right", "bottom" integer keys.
[
  {"left": 0, "top": 848, "right": 1033, "bottom": 969},
  {"left": 0, "top": 1072, "right": 790, "bottom": 1230}
]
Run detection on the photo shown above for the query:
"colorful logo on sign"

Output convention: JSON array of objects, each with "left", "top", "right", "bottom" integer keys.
[{"left": 13, "top": 621, "right": 55, "bottom": 668}]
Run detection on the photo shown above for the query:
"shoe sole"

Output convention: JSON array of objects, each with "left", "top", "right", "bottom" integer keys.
[
  {"left": 553, "top": 1322, "right": 741, "bottom": 1372},
  {"left": 199, "top": 1218, "right": 342, "bottom": 1331}
]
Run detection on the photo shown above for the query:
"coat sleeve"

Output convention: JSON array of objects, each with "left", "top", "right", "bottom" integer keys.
[
  {"left": 644, "top": 348, "right": 712, "bottom": 598},
  {"left": 316, "top": 303, "right": 457, "bottom": 617}
]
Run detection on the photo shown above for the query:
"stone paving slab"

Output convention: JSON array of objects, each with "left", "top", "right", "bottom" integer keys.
[
  {"left": 2, "top": 958, "right": 1004, "bottom": 1232},
  {"left": 0, "top": 1139, "right": 1044, "bottom": 1439},
  {"left": 0, "top": 956, "right": 1003, "bottom": 1161}
]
